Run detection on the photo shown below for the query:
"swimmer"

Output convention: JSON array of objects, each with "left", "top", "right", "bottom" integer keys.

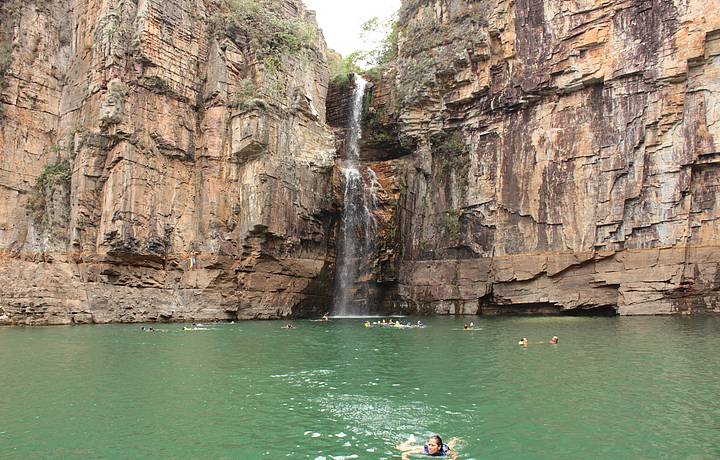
[
  {"left": 397, "top": 435, "right": 458, "bottom": 459},
  {"left": 463, "top": 323, "right": 469, "bottom": 330},
  {"left": 469, "top": 322, "right": 474, "bottom": 328},
  {"left": 282, "top": 323, "right": 295, "bottom": 329},
  {"left": 321, "top": 313, "right": 329, "bottom": 321},
  {"left": 518, "top": 337, "right": 529, "bottom": 347},
  {"left": 548, "top": 335, "right": 559, "bottom": 344},
  {"left": 363, "top": 320, "right": 371, "bottom": 328}
]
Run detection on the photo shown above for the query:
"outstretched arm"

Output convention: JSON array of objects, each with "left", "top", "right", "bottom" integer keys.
[
  {"left": 395, "top": 440, "right": 419, "bottom": 452},
  {"left": 400, "top": 447, "right": 424, "bottom": 460}
]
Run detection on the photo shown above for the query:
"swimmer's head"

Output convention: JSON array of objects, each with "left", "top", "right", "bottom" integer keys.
[{"left": 426, "top": 435, "right": 443, "bottom": 454}]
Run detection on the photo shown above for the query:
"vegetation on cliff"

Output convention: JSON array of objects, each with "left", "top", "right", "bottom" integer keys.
[
  {"left": 211, "top": 0, "right": 319, "bottom": 72},
  {"left": 395, "top": 1, "right": 491, "bottom": 105},
  {"left": 26, "top": 157, "right": 72, "bottom": 241},
  {"left": 328, "top": 52, "right": 362, "bottom": 86},
  {"left": 210, "top": 0, "right": 325, "bottom": 112}
]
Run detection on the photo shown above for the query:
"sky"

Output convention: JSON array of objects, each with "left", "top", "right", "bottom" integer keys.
[{"left": 302, "top": 0, "right": 401, "bottom": 57}]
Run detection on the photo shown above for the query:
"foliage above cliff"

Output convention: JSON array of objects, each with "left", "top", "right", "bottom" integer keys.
[
  {"left": 358, "top": 16, "right": 398, "bottom": 69},
  {"left": 329, "top": 15, "right": 398, "bottom": 86},
  {"left": 328, "top": 51, "right": 362, "bottom": 86},
  {"left": 211, "top": 0, "right": 320, "bottom": 71}
]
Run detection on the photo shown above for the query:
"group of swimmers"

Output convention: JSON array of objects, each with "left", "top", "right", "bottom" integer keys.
[
  {"left": 363, "top": 319, "right": 426, "bottom": 329},
  {"left": 182, "top": 323, "right": 209, "bottom": 331},
  {"left": 518, "top": 335, "right": 559, "bottom": 347},
  {"left": 283, "top": 313, "right": 330, "bottom": 329}
]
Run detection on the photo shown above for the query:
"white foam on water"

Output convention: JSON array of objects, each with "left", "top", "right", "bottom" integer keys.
[
  {"left": 314, "top": 394, "right": 438, "bottom": 440},
  {"left": 329, "top": 315, "right": 407, "bottom": 319}
]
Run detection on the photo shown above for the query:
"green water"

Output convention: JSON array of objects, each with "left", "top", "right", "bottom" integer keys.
[{"left": 1, "top": 316, "right": 719, "bottom": 459}]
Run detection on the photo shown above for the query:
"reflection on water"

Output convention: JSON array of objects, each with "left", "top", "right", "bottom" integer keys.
[{"left": 1, "top": 317, "right": 720, "bottom": 458}]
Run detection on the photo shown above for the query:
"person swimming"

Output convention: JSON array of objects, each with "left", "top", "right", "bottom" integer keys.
[
  {"left": 463, "top": 323, "right": 469, "bottom": 330},
  {"left": 397, "top": 435, "right": 458, "bottom": 459},
  {"left": 548, "top": 335, "right": 559, "bottom": 344},
  {"left": 518, "top": 337, "right": 529, "bottom": 347},
  {"left": 282, "top": 323, "right": 295, "bottom": 329}
]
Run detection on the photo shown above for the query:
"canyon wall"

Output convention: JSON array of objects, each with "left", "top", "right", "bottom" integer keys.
[
  {"left": 374, "top": 0, "right": 720, "bottom": 315},
  {"left": 0, "top": 0, "right": 338, "bottom": 324},
  {"left": 2, "top": 0, "right": 719, "bottom": 324}
]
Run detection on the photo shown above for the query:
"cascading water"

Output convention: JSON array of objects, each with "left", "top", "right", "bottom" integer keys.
[{"left": 334, "top": 74, "right": 380, "bottom": 316}]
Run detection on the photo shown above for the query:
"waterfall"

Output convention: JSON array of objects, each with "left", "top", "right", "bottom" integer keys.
[{"left": 334, "top": 74, "right": 379, "bottom": 316}]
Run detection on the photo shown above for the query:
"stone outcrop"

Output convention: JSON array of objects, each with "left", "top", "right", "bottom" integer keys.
[
  {"left": 372, "top": 0, "right": 720, "bottom": 315},
  {"left": 0, "top": 0, "right": 338, "bottom": 324}
]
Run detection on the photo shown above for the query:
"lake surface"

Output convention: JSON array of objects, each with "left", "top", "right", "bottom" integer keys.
[{"left": 1, "top": 316, "right": 719, "bottom": 459}]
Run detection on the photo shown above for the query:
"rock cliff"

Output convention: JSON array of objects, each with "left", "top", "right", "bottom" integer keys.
[
  {"left": 371, "top": 0, "right": 720, "bottom": 315},
  {"left": 2, "top": 0, "right": 719, "bottom": 324},
  {"left": 0, "top": 0, "right": 338, "bottom": 324}
]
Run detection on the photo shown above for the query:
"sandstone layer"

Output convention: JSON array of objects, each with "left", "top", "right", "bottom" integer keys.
[
  {"left": 0, "top": 0, "right": 338, "bottom": 324},
  {"left": 372, "top": 0, "right": 720, "bottom": 315}
]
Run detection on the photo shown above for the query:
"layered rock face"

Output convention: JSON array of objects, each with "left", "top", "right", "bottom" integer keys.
[
  {"left": 0, "top": 0, "right": 338, "bottom": 324},
  {"left": 380, "top": 0, "right": 720, "bottom": 314},
  {"left": 2, "top": 0, "right": 719, "bottom": 324}
]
